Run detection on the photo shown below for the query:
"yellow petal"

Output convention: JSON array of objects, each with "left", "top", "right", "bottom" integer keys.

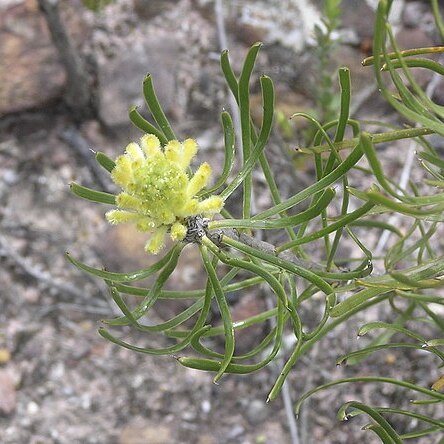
[
  {"left": 112, "top": 155, "right": 133, "bottom": 189},
  {"left": 106, "top": 210, "right": 145, "bottom": 224},
  {"left": 179, "top": 199, "right": 200, "bottom": 217},
  {"left": 187, "top": 163, "right": 211, "bottom": 197},
  {"left": 181, "top": 138, "right": 198, "bottom": 169},
  {"left": 140, "top": 134, "right": 162, "bottom": 157},
  {"left": 136, "top": 218, "right": 157, "bottom": 232},
  {"left": 165, "top": 140, "right": 182, "bottom": 165},
  {"left": 170, "top": 222, "right": 187, "bottom": 241},
  {"left": 197, "top": 196, "right": 224, "bottom": 214},
  {"left": 125, "top": 142, "right": 145, "bottom": 162},
  {"left": 116, "top": 192, "right": 144, "bottom": 211},
  {"left": 145, "top": 226, "right": 168, "bottom": 254},
  {"left": 156, "top": 207, "right": 176, "bottom": 225},
  {"left": 431, "top": 375, "right": 444, "bottom": 392}
]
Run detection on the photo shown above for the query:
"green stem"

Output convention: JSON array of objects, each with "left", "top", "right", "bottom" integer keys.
[{"left": 299, "top": 127, "right": 434, "bottom": 154}]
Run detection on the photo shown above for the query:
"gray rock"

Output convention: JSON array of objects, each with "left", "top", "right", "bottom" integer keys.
[
  {"left": 97, "top": 35, "right": 179, "bottom": 127},
  {"left": 340, "top": 0, "right": 375, "bottom": 40},
  {"left": 0, "top": 369, "right": 16, "bottom": 415},
  {"left": 119, "top": 418, "right": 172, "bottom": 444},
  {"left": 232, "top": 0, "right": 322, "bottom": 53},
  {"left": 0, "top": 0, "right": 66, "bottom": 115},
  {"left": 133, "top": 0, "right": 177, "bottom": 20},
  {"left": 403, "top": 2, "right": 433, "bottom": 29}
]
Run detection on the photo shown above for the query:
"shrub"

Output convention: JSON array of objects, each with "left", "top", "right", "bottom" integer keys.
[{"left": 70, "top": 0, "right": 444, "bottom": 440}]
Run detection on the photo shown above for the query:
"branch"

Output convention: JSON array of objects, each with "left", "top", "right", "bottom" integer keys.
[
  {"left": 38, "top": 0, "right": 94, "bottom": 119},
  {"left": 210, "top": 228, "right": 323, "bottom": 271},
  {"left": 183, "top": 216, "right": 323, "bottom": 271}
]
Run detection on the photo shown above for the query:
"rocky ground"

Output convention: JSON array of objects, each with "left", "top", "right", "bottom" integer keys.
[{"left": 0, "top": 1, "right": 443, "bottom": 443}]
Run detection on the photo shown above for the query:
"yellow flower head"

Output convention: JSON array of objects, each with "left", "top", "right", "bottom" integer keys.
[{"left": 106, "top": 135, "right": 224, "bottom": 254}]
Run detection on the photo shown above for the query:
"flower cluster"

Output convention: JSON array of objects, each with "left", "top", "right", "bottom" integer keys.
[{"left": 106, "top": 135, "right": 224, "bottom": 253}]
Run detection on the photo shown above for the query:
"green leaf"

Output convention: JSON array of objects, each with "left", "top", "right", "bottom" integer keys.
[
  {"left": 220, "top": 235, "right": 335, "bottom": 296},
  {"left": 82, "top": 0, "right": 113, "bottom": 12},
  {"left": 362, "top": 46, "right": 444, "bottom": 67},
  {"left": 303, "top": 127, "right": 434, "bottom": 155},
  {"left": 337, "top": 401, "right": 403, "bottom": 444},
  {"left": 238, "top": 42, "right": 262, "bottom": 218},
  {"left": 331, "top": 256, "right": 444, "bottom": 317},
  {"left": 277, "top": 200, "right": 375, "bottom": 251},
  {"left": 105, "top": 243, "right": 184, "bottom": 325},
  {"left": 105, "top": 286, "right": 204, "bottom": 332},
  {"left": 431, "top": 0, "right": 444, "bottom": 39},
  {"left": 66, "top": 246, "right": 176, "bottom": 282},
  {"left": 334, "top": 66, "right": 351, "bottom": 143},
  {"left": 143, "top": 75, "right": 176, "bottom": 141},
  {"left": 178, "top": 299, "right": 285, "bottom": 372},
  {"left": 70, "top": 182, "right": 116, "bottom": 205},
  {"left": 212, "top": 187, "right": 335, "bottom": 230},
  {"left": 200, "top": 245, "right": 235, "bottom": 383},
  {"left": 294, "top": 375, "right": 444, "bottom": 416},
  {"left": 219, "top": 77, "right": 275, "bottom": 202},
  {"left": 111, "top": 273, "right": 265, "bottom": 300},
  {"left": 203, "top": 111, "right": 236, "bottom": 194},
  {"left": 99, "top": 327, "right": 189, "bottom": 356},
  {"left": 95, "top": 152, "right": 115, "bottom": 173},
  {"left": 337, "top": 342, "right": 443, "bottom": 367},
  {"left": 128, "top": 106, "right": 168, "bottom": 145},
  {"left": 255, "top": 138, "right": 364, "bottom": 219},
  {"left": 382, "top": 58, "right": 444, "bottom": 76}
]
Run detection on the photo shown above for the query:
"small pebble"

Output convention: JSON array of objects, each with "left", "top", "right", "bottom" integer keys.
[
  {"left": 245, "top": 399, "right": 269, "bottom": 425},
  {"left": 27, "top": 401, "right": 39, "bottom": 415},
  {"left": 3, "top": 169, "right": 19, "bottom": 185},
  {"left": 201, "top": 399, "right": 211, "bottom": 413},
  {"left": 226, "top": 424, "right": 244, "bottom": 440},
  {"left": 0, "top": 348, "right": 11, "bottom": 364}
]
